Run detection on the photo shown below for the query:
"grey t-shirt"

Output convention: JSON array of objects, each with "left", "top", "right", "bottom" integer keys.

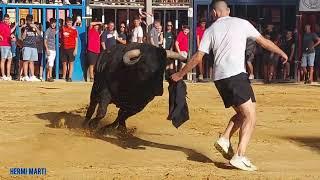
[
  {"left": 45, "top": 27, "right": 56, "bottom": 51},
  {"left": 149, "top": 27, "right": 159, "bottom": 47},
  {"left": 303, "top": 32, "right": 319, "bottom": 54}
]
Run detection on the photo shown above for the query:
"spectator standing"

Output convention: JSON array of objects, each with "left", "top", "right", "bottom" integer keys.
[
  {"left": 196, "top": 18, "right": 207, "bottom": 81},
  {"left": 61, "top": 17, "right": 78, "bottom": 82},
  {"left": 148, "top": 20, "right": 160, "bottom": 47},
  {"left": 301, "top": 24, "right": 320, "bottom": 84},
  {"left": 21, "top": 14, "right": 41, "bottom": 82},
  {"left": 36, "top": 23, "right": 44, "bottom": 81},
  {"left": 101, "top": 21, "right": 118, "bottom": 52},
  {"left": 117, "top": 22, "right": 127, "bottom": 45},
  {"left": 282, "top": 30, "right": 295, "bottom": 80},
  {"left": 175, "top": 25, "right": 189, "bottom": 59},
  {"left": 157, "top": 25, "right": 164, "bottom": 47},
  {"left": 164, "top": 21, "right": 175, "bottom": 50},
  {"left": 87, "top": 21, "right": 102, "bottom": 82},
  {"left": 11, "top": 33, "right": 18, "bottom": 79},
  {"left": 314, "top": 24, "right": 320, "bottom": 81},
  {"left": 131, "top": 17, "right": 143, "bottom": 43},
  {"left": 0, "top": 14, "right": 17, "bottom": 80},
  {"left": 245, "top": 38, "right": 257, "bottom": 80},
  {"left": 44, "top": 18, "right": 57, "bottom": 82}
]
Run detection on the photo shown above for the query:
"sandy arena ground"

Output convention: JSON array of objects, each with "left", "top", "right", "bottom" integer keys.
[{"left": 0, "top": 81, "right": 319, "bottom": 179}]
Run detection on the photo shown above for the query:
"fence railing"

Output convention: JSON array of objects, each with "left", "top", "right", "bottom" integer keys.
[
  {"left": 152, "top": 0, "right": 190, "bottom": 6},
  {"left": 89, "top": 0, "right": 144, "bottom": 6}
]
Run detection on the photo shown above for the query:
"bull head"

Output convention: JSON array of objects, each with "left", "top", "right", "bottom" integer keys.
[{"left": 123, "top": 49, "right": 188, "bottom": 66}]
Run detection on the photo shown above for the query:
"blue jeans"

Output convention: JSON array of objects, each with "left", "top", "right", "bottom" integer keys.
[{"left": 301, "top": 53, "right": 316, "bottom": 67}]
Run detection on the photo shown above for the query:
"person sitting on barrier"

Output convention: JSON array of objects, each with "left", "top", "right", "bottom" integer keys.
[
  {"left": 44, "top": 18, "right": 57, "bottom": 82},
  {"left": 61, "top": 17, "right": 78, "bottom": 82},
  {"left": 21, "top": 14, "right": 41, "bottom": 82}
]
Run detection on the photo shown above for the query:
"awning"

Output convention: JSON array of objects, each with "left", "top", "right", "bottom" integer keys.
[{"left": 299, "top": 0, "right": 320, "bottom": 11}]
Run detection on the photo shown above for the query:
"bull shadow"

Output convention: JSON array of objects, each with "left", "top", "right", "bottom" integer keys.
[
  {"left": 35, "top": 110, "right": 234, "bottom": 169},
  {"left": 286, "top": 136, "right": 320, "bottom": 153}
]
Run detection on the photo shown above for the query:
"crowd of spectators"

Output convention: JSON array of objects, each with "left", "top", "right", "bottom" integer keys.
[{"left": 0, "top": 12, "right": 320, "bottom": 83}]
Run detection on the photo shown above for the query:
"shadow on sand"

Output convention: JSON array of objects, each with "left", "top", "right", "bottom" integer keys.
[
  {"left": 286, "top": 136, "right": 320, "bottom": 153},
  {"left": 35, "top": 110, "right": 235, "bottom": 170}
]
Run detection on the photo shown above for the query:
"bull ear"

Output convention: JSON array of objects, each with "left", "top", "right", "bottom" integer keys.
[
  {"left": 166, "top": 50, "right": 187, "bottom": 61},
  {"left": 123, "top": 49, "right": 141, "bottom": 65}
]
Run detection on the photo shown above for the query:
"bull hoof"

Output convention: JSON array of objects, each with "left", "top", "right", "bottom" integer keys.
[
  {"left": 96, "top": 123, "right": 116, "bottom": 135},
  {"left": 82, "top": 118, "right": 91, "bottom": 128},
  {"left": 88, "top": 118, "right": 101, "bottom": 129},
  {"left": 116, "top": 125, "right": 127, "bottom": 134}
]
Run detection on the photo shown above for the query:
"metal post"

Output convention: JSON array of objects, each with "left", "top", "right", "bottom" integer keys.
[
  {"left": 188, "top": 0, "right": 195, "bottom": 82},
  {"left": 126, "top": 8, "right": 129, "bottom": 27},
  {"left": 42, "top": 8, "right": 47, "bottom": 80},
  {"left": 55, "top": 8, "right": 60, "bottom": 80},
  {"left": 145, "top": 0, "right": 152, "bottom": 32},
  {"left": 295, "top": 14, "right": 302, "bottom": 82},
  {"left": 102, "top": 8, "right": 105, "bottom": 23},
  {"left": 114, "top": 9, "right": 117, "bottom": 27}
]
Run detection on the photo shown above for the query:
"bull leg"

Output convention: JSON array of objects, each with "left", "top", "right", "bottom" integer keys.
[
  {"left": 83, "top": 100, "right": 98, "bottom": 128},
  {"left": 88, "top": 99, "right": 110, "bottom": 129},
  {"left": 98, "top": 109, "right": 136, "bottom": 135}
]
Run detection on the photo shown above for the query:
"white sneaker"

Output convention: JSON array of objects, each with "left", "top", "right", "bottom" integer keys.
[
  {"left": 30, "top": 76, "right": 41, "bottom": 82},
  {"left": 249, "top": 74, "right": 254, "bottom": 80},
  {"left": 214, "top": 137, "right": 234, "bottom": 160},
  {"left": 230, "top": 155, "right": 258, "bottom": 171},
  {"left": 22, "top": 76, "right": 31, "bottom": 82},
  {"left": 7, "top": 76, "right": 12, "bottom": 81},
  {"left": 1, "top": 76, "right": 8, "bottom": 81}
]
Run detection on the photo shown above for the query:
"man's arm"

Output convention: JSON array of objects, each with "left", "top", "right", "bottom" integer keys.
[
  {"left": 21, "top": 28, "right": 27, "bottom": 40},
  {"left": 11, "top": 24, "right": 17, "bottom": 33},
  {"left": 171, "top": 51, "right": 205, "bottom": 82},
  {"left": 73, "top": 37, "right": 78, "bottom": 56},
  {"left": 312, "top": 35, "right": 320, "bottom": 49},
  {"left": 149, "top": 30, "right": 155, "bottom": 45},
  {"left": 89, "top": 22, "right": 102, "bottom": 29},
  {"left": 289, "top": 43, "right": 295, "bottom": 62},
  {"left": 196, "top": 35, "right": 200, "bottom": 48},
  {"left": 101, "top": 32, "right": 106, "bottom": 50},
  {"left": 44, "top": 31, "right": 49, "bottom": 54},
  {"left": 175, "top": 41, "right": 181, "bottom": 53},
  {"left": 255, "top": 36, "right": 288, "bottom": 62}
]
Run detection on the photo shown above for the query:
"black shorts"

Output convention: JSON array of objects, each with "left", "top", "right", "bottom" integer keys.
[
  {"left": 61, "top": 48, "right": 75, "bottom": 63},
  {"left": 214, "top": 73, "right": 256, "bottom": 108},
  {"left": 87, "top": 51, "right": 99, "bottom": 65}
]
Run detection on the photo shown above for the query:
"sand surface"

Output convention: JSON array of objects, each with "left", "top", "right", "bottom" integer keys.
[{"left": 0, "top": 81, "right": 319, "bottom": 179}]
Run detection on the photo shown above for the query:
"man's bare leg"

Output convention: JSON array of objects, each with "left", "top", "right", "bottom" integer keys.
[
  {"left": 68, "top": 61, "right": 74, "bottom": 79},
  {"left": 1, "top": 59, "right": 6, "bottom": 77},
  {"left": 236, "top": 99, "right": 256, "bottom": 156},
  {"left": 6, "top": 58, "right": 12, "bottom": 78},
  {"left": 62, "top": 61, "right": 67, "bottom": 79}
]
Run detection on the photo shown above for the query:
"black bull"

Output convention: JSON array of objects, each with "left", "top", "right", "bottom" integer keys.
[{"left": 83, "top": 43, "right": 187, "bottom": 133}]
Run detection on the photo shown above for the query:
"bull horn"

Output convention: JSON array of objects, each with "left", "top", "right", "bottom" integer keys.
[
  {"left": 123, "top": 49, "right": 141, "bottom": 65},
  {"left": 166, "top": 50, "right": 187, "bottom": 61}
]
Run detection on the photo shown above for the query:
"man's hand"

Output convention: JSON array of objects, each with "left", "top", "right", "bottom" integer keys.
[
  {"left": 73, "top": 50, "right": 77, "bottom": 56},
  {"left": 46, "top": 50, "right": 50, "bottom": 56},
  {"left": 0, "top": 35, "right": 3, "bottom": 41},
  {"left": 171, "top": 72, "right": 183, "bottom": 82},
  {"left": 280, "top": 53, "right": 288, "bottom": 64}
]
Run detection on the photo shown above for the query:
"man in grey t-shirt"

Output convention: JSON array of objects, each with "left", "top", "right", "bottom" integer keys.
[
  {"left": 44, "top": 18, "right": 57, "bottom": 82},
  {"left": 301, "top": 24, "right": 320, "bottom": 83},
  {"left": 172, "top": 0, "right": 287, "bottom": 171},
  {"left": 148, "top": 20, "right": 160, "bottom": 47}
]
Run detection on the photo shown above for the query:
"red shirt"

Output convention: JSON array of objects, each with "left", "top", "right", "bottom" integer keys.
[
  {"left": 0, "top": 22, "right": 11, "bottom": 46},
  {"left": 87, "top": 27, "right": 100, "bottom": 54},
  {"left": 196, "top": 26, "right": 205, "bottom": 42},
  {"left": 176, "top": 31, "right": 189, "bottom": 52},
  {"left": 61, "top": 26, "right": 78, "bottom": 49}
]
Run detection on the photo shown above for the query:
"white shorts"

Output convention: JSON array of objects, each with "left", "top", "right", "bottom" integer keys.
[{"left": 47, "top": 50, "right": 56, "bottom": 67}]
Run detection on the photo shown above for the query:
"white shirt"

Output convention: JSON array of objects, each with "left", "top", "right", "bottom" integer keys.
[
  {"left": 131, "top": 26, "right": 144, "bottom": 43},
  {"left": 199, "top": 16, "right": 261, "bottom": 81}
]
